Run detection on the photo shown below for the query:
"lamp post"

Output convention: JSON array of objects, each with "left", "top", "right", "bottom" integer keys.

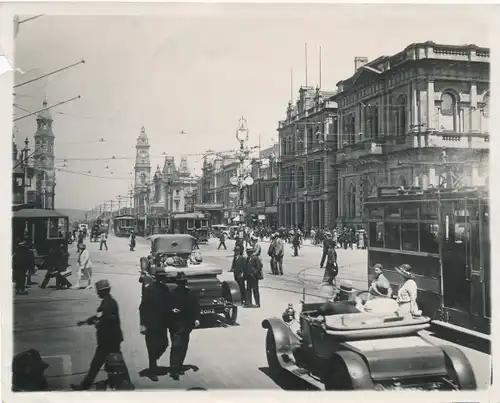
[{"left": 230, "top": 117, "right": 254, "bottom": 227}]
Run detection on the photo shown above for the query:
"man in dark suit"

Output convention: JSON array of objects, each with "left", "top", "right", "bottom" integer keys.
[
  {"left": 169, "top": 272, "right": 200, "bottom": 380},
  {"left": 139, "top": 269, "right": 173, "bottom": 382},
  {"left": 230, "top": 246, "right": 246, "bottom": 305},
  {"left": 317, "top": 280, "right": 360, "bottom": 316}
]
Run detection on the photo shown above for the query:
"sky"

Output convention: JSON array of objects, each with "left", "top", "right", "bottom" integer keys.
[{"left": 12, "top": 3, "right": 493, "bottom": 211}]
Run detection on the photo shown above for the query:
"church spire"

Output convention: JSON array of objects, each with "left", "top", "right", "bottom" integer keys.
[{"left": 37, "top": 95, "right": 53, "bottom": 121}]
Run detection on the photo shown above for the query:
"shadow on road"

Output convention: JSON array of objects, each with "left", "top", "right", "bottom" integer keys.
[
  {"left": 139, "top": 364, "right": 200, "bottom": 378},
  {"left": 196, "top": 314, "right": 240, "bottom": 329},
  {"left": 258, "top": 367, "right": 319, "bottom": 390}
]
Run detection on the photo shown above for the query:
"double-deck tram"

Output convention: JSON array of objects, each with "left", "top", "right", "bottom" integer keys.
[
  {"left": 364, "top": 186, "right": 490, "bottom": 337},
  {"left": 113, "top": 215, "right": 137, "bottom": 237}
]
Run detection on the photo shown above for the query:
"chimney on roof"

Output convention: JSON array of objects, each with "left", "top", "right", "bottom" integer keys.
[{"left": 354, "top": 57, "right": 369, "bottom": 72}]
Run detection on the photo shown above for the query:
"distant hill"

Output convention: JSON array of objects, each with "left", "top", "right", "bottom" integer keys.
[{"left": 56, "top": 208, "right": 89, "bottom": 223}]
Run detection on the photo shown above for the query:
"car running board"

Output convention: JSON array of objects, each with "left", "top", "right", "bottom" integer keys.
[{"left": 282, "top": 358, "right": 324, "bottom": 390}]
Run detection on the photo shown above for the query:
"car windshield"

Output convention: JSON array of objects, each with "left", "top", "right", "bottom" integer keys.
[{"left": 152, "top": 236, "right": 194, "bottom": 254}]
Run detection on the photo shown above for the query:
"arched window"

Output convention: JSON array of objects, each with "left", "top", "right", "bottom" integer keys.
[
  {"left": 140, "top": 173, "right": 146, "bottom": 185},
  {"left": 440, "top": 91, "right": 458, "bottom": 131},
  {"left": 314, "top": 161, "right": 321, "bottom": 186},
  {"left": 307, "top": 127, "right": 314, "bottom": 150},
  {"left": 348, "top": 115, "right": 356, "bottom": 145},
  {"left": 347, "top": 183, "right": 356, "bottom": 218},
  {"left": 297, "top": 166, "right": 305, "bottom": 189},
  {"left": 370, "top": 107, "right": 379, "bottom": 139},
  {"left": 395, "top": 95, "right": 407, "bottom": 136},
  {"left": 399, "top": 175, "right": 407, "bottom": 187},
  {"left": 483, "top": 93, "right": 490, "bottom": 116}
]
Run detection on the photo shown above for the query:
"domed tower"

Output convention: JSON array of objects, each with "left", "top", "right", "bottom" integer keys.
[
  {"left": 34, "top": 97, "right": 56, "bottom": 209},
  {"left": 134, "top": 126, "right": 151, "bottom": 212}
]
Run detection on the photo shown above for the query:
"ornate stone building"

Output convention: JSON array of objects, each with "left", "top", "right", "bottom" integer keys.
[
  {"left": 162, "top": 156, "right": 198, "bottom": 216},
  {"left": 247, "top": 144, "right": 279, "bottom": 227},
  {"left": 331, "top": 42, "right": 490, "bottom": 227},
  {"left": 277, "top": 86, "right": 338, "bottom": 229}
]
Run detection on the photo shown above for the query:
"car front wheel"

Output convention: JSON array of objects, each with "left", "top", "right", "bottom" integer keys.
[{"left": 266, "top": 329, "right": 284, "bottom": 378}]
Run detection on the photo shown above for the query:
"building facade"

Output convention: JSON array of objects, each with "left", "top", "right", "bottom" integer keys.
[
  {"left": 163, "top": 156, "right": 198, "bottom": 216},
  {"left": 247, "top": 144, "right": 279, "bottom": 228},
  {"left": 277, "top": 86, "right": 338, "bottom": 230},
  {"left": 12, "top": 139, "right": 37, "bottom": 206},
  {"left": 331, "top": 42, "right": 490, "bottom": 227}
]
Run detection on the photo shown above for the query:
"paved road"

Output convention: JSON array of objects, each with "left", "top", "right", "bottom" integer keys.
[{"left": 13, "top": 234, "right": 490, "bottom": 390}]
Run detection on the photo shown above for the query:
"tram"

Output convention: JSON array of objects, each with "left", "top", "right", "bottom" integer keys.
[
  {"left": 113, "top": 215, "right": 137, "bottom": 237},
  {"left": 364, "top": 186, "right": 490, "bottom": 337},
  {"left": 170, "top": 212, "right": 211, "bottom": 243},
  {"left": 12, "top": 208, "right": 70, "bottom": 268}
]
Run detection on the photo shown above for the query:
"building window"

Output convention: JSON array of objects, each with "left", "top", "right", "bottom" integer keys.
[
  {"left": 175, "top": 200, "right": 180, "bottom": 211},
  {"left": 176, "top": 189, "right": 180, "bottom": 196},
  {"left": 439, "top": 91, "right": 458, "bottom": 132},
  {"left": 395, "top": 95, "right": 407, "bottom": 136},
  {"left": 346, "top": 115, "right": 356, "bottom": 145},
  {"left": 367, "top": 106, "right": 379, "bottom": 139},
  {"left": 297, "top": 166, "right": 305, "bottom": 189},
  {"left": 347, "top": 182, "right": 356, "bottom": 218}
]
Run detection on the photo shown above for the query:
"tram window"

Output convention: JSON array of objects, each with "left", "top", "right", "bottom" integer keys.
[
  {"left": 420, "top": 202, "right": 438, "bottom": 220},
  {"left": 368, "top": 206, "right": 384, "bottom": 219},
  {"left": 385, "top": 205, "right": 401, "bottom": 219},
  {"left": 385, "top": 223, "right": 401, "bottom": 250},
  {"left": 369, "top": 222, "right": 384, "bottom": 247},
  {"left": 419, "top": 223, "right": 439, "bottom": 254},
  {"left": 47, "top": 218, "right": 60, "bottom": 238},
  {"left": 401, "top": 223, "right": 419, "bottom": 251},
  {"left": 401, "top": 206, "right": 419, "bottom": 219}
]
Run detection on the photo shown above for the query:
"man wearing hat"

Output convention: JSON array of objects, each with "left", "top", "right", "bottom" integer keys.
[
  {"left": 320, "top": 232, "right": 335, "bottom": 269},
  {"left": 395, "top": 264, "right": 422, "bottom": 316},
  {"left": 273, "top": 232, "right": 285, "bottom": 276},
  {"left": 13, "top": 239, "right": 35, "bottom": 295},
  {"left": 230, "top": 246, "right": 246, "bottom": 305},
  {"left": 72, "top": 279, "right": 131, "bottom": 390},
  {"left": 316, "top": 280, "right": 361, "bottom": 316},
  {"left": 244, "top": 247, "right": 262, "bottom": 308},
  {"left": 139, "top": 263, "right": 174, "bottom": 382},
  {"left": 169, "top": 272, "right": 200, "bottom": 380}
]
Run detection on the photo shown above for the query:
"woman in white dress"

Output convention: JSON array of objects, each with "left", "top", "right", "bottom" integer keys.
[
  {"left": 74, "top": 244, "right": 93, "bottom": 290},
  {"left": 395, "top": 264, "right": 422, "bottom": 317}
]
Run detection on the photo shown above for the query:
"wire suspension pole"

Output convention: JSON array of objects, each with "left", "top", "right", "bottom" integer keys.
[
  {"left": 14, "top": 59, "right": 85, "bottom": 89},
  {"left": 13, "top": 95, "right": 81, "bottom": 122}
]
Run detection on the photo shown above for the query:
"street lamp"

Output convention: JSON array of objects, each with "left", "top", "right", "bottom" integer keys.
[{"left": 231, "top": 117, "right": 254, "bottom": 226}]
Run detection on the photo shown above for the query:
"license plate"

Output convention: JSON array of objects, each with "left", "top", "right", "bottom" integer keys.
[{"left": 200, "top": 309, "right": 215, "bottom": 315}]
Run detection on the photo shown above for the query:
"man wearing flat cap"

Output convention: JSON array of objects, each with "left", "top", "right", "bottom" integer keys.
[{"left": 72, "top": 279, "right": 131, "bottom": 390}]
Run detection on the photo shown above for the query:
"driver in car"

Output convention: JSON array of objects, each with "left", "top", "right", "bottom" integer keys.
[
  {"left": 354, "top": 281, "right": 399, "bottom": 314},
  {"left": 313, "top": 280, "right": 361, "bottom": 319}
]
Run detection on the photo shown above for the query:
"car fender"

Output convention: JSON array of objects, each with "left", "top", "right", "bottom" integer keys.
[
  {"left": 329, "top": 351, "right": 374, "bottom": 390},
  {"left": 262, "top": 317, "right": 300, "bottom": 362},
  {"left": 440, "top": 345, "right": 477, "bottom": 390},
  {"left": 221, "top": 280, "right": 242, "bottom": 306}
]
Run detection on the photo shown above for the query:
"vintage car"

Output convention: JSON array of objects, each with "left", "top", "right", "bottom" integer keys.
[
  {"left": 139, "top": 234, "right": 242, "bottom": 325},
  {"left": 262, "top": 291, "right": 477, "bottom": 391}
]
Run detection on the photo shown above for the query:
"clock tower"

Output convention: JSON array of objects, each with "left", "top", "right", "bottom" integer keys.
[
  {"left": 34, "top": 97, "right": 56, "bottom": 209},
  {"left": 134, "top": 126, "right": 151, "bottom": 213}
]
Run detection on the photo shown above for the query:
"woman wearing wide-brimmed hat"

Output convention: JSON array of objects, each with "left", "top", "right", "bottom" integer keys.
[{"left": 395, "top": 264, "right": 422, "bottom": 316}]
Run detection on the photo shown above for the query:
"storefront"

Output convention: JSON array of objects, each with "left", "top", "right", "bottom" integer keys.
[{"left": 265, "top": 205, "right": 278, "bottom": 229}]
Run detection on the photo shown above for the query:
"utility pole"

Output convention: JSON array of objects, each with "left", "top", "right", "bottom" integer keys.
[{"left": 22, "top": 137, "right": 30, "bottom": 205}]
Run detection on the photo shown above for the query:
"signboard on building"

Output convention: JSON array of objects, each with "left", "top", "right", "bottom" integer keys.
[
  {"left": 224, "top": 212, "right": 229, "bottom": 218},
  {"left": 193, "top": 203, "right": 223, "bottom": 210},
  {"left": 258, "top": 214, "right": 266, "bottom": 220}
]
